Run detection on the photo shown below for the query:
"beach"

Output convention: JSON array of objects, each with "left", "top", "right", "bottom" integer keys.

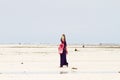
[{"left": 0, "top": 44, "right": 120, "bottom": 80}]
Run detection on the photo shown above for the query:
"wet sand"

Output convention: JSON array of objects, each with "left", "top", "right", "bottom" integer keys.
[{"left": 0, "top": 44, "right": 120, "bottom": 80}]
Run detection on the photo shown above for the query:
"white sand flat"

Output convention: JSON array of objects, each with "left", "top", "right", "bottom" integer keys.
[{"left": 0, "top": 44, "right": 120, "bottom": 80}]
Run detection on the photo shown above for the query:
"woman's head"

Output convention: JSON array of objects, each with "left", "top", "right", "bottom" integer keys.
[{"left": 61, "top": 34, "right": 66, "bottom": 43}]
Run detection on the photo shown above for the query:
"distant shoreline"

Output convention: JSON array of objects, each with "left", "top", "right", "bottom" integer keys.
[{"left": 0, "top": 43, "right": 120, "bottom": 48}]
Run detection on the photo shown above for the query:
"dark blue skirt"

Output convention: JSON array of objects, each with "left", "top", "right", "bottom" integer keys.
[{"left": 60, "top": 51, "right": 68, "bottom": 67}]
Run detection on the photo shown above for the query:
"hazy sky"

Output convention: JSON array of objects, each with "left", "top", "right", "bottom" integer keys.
[{"left": 0, "top": 0, "right": 120, "bottom": 44}]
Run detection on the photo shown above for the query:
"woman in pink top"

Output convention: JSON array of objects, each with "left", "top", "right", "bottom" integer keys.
[{"left": 58, "top": 34, "right": 68, "bottom": 67}]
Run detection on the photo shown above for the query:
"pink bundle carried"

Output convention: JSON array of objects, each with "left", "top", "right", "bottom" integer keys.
[{"left": 58, "top": 43, "right": 64, "bottom": 54}]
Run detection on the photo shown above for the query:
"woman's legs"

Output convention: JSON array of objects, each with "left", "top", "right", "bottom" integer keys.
[
  {"left": 60, "top": 54, "right": 64, "bottom": 67},
  {"left": 64, "top": 54, "right": 68, "bottom": 67},
  {"left": 60, "top": 52, "right": 68, "bottom": 67}
]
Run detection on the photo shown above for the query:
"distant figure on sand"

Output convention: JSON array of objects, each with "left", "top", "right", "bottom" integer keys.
[{"left": 58, "top": 34, "right": 68, "bottom": 67}]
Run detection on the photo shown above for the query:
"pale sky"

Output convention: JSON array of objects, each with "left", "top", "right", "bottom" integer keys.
[{"left": 0, "top": 0, "right": 120, "bottom": 44}]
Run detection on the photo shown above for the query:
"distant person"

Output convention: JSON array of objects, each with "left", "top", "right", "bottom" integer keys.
[
  {"left": 58, "top": 34, "right": 68, "bottom": 67},
  {"left": 82, "top": 45, "right": 85, "bottom": 48}
]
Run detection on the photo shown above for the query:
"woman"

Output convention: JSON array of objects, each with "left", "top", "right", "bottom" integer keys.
[{"left": 58, "top": 34, "right": 68, "bottom": 67}]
